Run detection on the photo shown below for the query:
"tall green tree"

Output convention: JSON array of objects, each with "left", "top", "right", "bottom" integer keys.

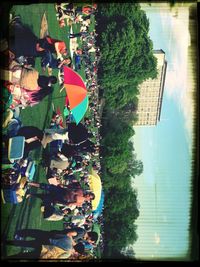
[
  {"left": 96, "top": 2, "right": 157, "bottom": 110},
  {"left": 96, "top": 2, "right": 157, "bottom": 258}
]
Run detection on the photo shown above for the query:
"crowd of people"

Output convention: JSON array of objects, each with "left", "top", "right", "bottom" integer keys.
[{"left": 1, "top": 3, "right": 105, "bottom": 260}]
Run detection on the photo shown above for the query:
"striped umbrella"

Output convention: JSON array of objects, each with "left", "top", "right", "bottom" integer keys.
[{"left": 63, "top": 66, "right": 88, "bottom": 124}]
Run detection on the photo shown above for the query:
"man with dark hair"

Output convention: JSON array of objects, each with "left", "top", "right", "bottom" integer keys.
[
  {"left": 67, "top": 122, "right": 94, "bottom": 145},
  {"left": 71, "top": 228, "right": 98, "bottom": 252},
  {"left": 87, "top": 232, "right": 98, "bottom": 244},
  {"left": 37, "top": 75, "right": 57, "bottom": 88},
  {"left": 73, "top": 242, "right": 85, "bottom": 255}
]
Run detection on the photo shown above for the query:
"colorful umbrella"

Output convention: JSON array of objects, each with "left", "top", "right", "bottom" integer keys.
[
  {"left": 63, "top": 66, "right": 88, "bottom": 124},
  {"left": 93, "top": 190, "right": 104, "bottom": 220},
  {"left": 88, "top": 169, "right": 102, "bottom": 211},
  {"left": 70, "top": 95, "right": 88, "bottom": 125}
]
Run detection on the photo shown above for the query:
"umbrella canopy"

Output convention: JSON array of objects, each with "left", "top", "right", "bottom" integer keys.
[
  {"left": 93, "top": 190, "right": 104, "bottom": 220},
  {"left": 88, "top": 169, "right": 102, "bottom": 211},
  {"left": 70, "top": 95, "right": 88, "bottom": 125},
  {"left": 63, "top": 66, "right": 88, "bottom": 124}
]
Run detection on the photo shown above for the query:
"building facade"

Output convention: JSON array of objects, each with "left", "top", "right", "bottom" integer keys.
[{"left": 135, "top": 50, "right": 167, "bottom": 126}]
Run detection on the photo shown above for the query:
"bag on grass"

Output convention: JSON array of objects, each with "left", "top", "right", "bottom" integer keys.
[{"left": 43, "top": 205, "right": 64, "bottom": 221}]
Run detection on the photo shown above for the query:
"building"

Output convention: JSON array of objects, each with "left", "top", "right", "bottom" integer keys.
[{"left": 135, "top": 50, "right": 167, "bottom": 126}]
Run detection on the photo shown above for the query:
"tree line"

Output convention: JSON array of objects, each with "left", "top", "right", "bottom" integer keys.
[
  {"left": 96, "top": 3, "right": 157, "bottom": 259},
  {"left": 96, "top": 3, "right": 157, "bottom": 111}
]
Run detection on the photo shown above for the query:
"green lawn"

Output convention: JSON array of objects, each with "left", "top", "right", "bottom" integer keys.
[{"left": 1, "top": 3, "right": 96, "bottom": 258}]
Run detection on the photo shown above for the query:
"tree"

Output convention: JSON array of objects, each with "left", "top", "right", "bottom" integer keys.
[
  {"left": 96, "top": 2, "right": 156, "bottom": 258},
  {"left": 96, "top": 3, "right": 157, "bottom": 110}
]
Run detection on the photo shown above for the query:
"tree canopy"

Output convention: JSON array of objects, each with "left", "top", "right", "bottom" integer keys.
[
  {"left": 96, "top": 2, "right": 157, "bottom": 111},
  {"left": 99, "top": 109, "right": 142, "bottom": 258},
  {"left": 96, "top": 2, "right": 157, "bottom": 259}
]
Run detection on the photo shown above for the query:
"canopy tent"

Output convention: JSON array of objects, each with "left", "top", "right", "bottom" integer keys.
[
  {"left": 88, "top": 168, "right": 102, "bottom": 211},
  {"left": 93, "top": 190, "right": 104, "bottom": 220}
]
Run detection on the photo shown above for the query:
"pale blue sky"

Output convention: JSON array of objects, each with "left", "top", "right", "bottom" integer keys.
[{"left": 131, "top": 4, "right": 193, "bottom": 260}]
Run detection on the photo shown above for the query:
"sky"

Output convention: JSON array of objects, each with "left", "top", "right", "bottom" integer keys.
[{"left": 130, "top": 3, "right": 195, "bottom": 260}]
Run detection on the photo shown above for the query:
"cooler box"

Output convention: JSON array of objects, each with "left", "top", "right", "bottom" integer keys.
[
  {"left": 25, "top": 161, "right": 36, "bottom": 181},
  {"left": 8, "top": 136, "right": 25, "bottom": 163}
]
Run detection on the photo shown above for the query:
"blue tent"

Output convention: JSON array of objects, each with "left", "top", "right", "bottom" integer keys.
[{"left": 92, "top": 190, "right": 104, "bottom": 220}]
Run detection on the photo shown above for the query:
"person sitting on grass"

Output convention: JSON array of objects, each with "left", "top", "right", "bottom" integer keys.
[
  {"left": 5, "top": 228, "right": 85, "bottom": 259},
  {"left": 75, "top": 4, "right": 97, "bottom": 16},
  {"left": 41, "top": 51, "right": 72, "bottom": 72},
  {"left": 1, "top": 59, "right": 57, "bottom": 91},
  {"left": 55, "top": 3, "right": 75, "bottom": 20},
  {"left": 66, "top": 227, "right": 98, "bottom": 247},
  {"left": 6, "top": 82, "right": 54, "bottom": 109},
  {"left": 58, "top": 19, "right": 66, "bottom": 28}
]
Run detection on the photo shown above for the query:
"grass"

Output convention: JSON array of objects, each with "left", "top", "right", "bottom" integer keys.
[{"left": 1, "top": 3, "right": 97, "bottom": 258}]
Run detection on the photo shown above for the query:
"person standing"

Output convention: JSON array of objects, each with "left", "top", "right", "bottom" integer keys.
[{"left": 26, "top": 182, "right": 95, "bottom": 208}]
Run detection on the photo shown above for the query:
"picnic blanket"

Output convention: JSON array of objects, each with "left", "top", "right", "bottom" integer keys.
[{"left": 20, "top": 68, "right": 39, "bottom": 90}]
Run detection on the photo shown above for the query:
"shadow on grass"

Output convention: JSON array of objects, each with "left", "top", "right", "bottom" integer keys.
[
  {"left": 42, "top": 94, "right": 53, "bottom": 131},
  {"left": 1, "top": 205, "right": 16, "bottom": 259},
  {"left": 1, "top": 206, "right": 16, "bottom": 241}
]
